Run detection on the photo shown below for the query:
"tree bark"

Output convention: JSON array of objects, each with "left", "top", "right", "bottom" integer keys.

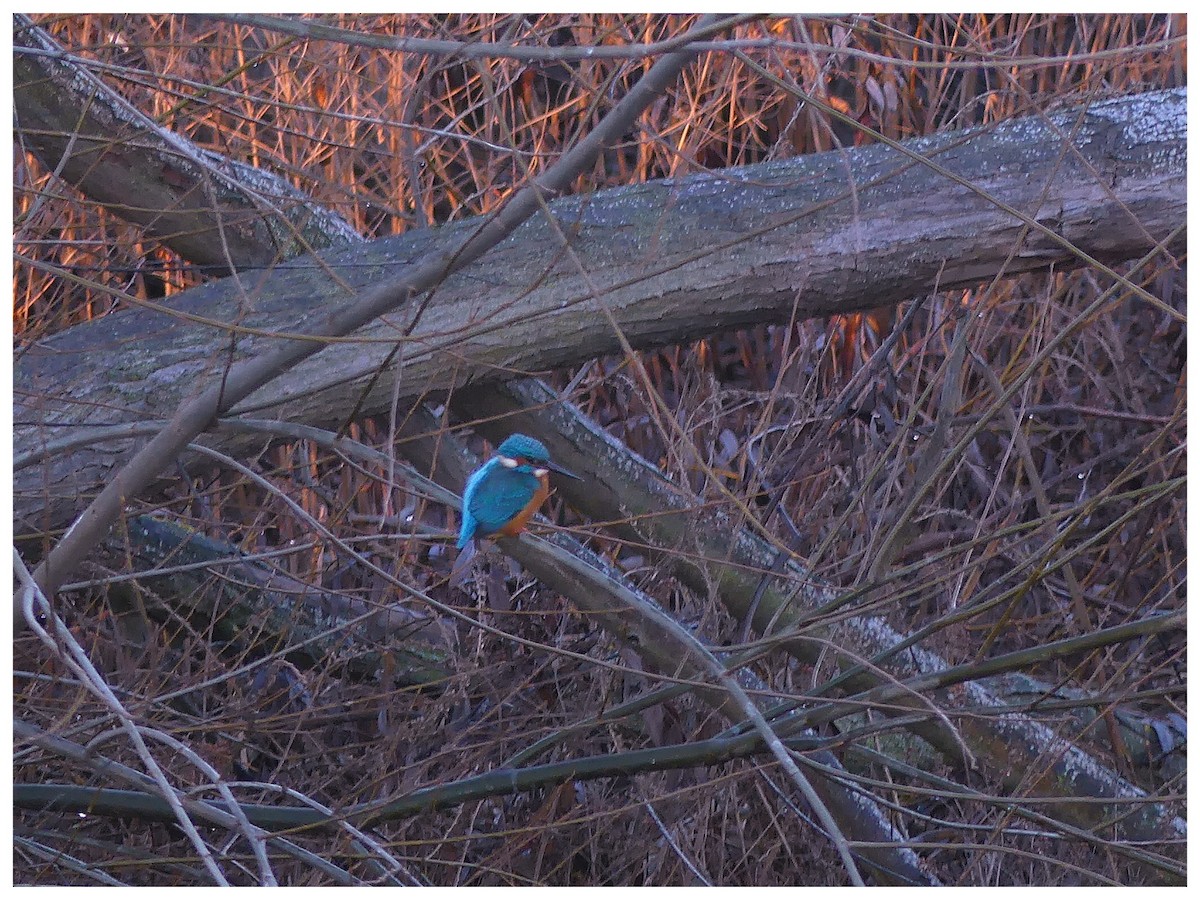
[
  {"left": 13, "top": 15, "right": 362, "bottom": 273},
  {"left": 14, "top": 87, "right": 1185, "bottom": 538}
]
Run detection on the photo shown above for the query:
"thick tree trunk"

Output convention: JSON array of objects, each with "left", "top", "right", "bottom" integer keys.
[{"left": 14, "top": 86, "right": 1184, "bottom": 537}]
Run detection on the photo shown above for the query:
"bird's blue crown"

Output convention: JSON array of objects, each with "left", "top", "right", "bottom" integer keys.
[{"left": 495, "top": 433, "right": 550, "bottom": 462}]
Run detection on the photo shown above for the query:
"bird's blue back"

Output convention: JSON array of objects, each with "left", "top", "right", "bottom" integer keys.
[{"left": 457, "top": 457, "right": 542, "bottom": 548}]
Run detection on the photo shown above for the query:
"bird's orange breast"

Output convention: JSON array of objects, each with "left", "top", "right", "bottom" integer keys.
[{"left": 495, "top": 472, "right": 551, "bottom": 537}]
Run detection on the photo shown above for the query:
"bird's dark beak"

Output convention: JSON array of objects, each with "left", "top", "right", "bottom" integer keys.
[{"left": 545, "top": 460, "right": 581, "bottom": 480}]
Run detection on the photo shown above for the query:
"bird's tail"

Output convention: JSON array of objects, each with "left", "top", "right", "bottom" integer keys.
[{"left": 449, "top": 539, "right": 478, "bottom": 589}]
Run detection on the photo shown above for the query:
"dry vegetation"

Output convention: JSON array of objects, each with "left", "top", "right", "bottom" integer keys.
[{"left": 13, "top": 13, "right": 1186, "bottom": 886}]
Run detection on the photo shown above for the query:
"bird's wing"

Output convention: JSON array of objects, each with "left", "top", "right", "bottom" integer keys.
[
  {"left": 457, "top": 463, "right": 491, "bottom": 548},
  {"left": 467, "top": 467, "right": 538, "bottom": 536}
]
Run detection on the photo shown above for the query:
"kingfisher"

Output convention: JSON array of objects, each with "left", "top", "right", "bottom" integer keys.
[{"left": 452, "top": 433, "right": 579, "bottom": 583}]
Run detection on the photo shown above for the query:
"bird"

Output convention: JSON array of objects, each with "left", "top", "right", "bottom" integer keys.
[{"left": 451, "top": 433, "right": 580, "bottom": 585}]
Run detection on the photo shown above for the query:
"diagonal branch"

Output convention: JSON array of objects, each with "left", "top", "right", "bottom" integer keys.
[{"left": 26, "top": 14, "right": 722, "bottom": 602}]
